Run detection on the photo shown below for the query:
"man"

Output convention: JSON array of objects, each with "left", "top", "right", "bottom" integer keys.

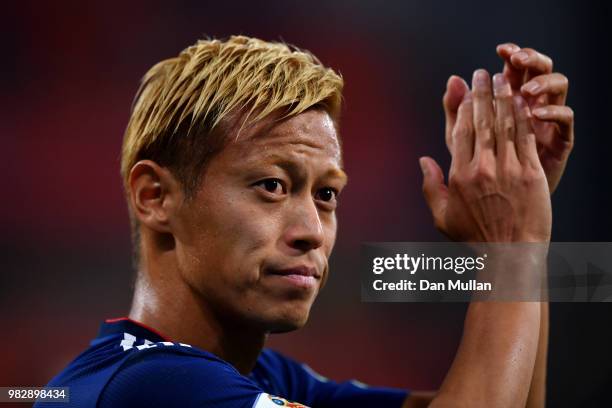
[{"left": 38, "top": 36, "right": 573, "bottom": 407}]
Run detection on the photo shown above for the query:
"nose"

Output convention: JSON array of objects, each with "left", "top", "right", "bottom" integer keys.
[{"left": 283, "top": 196, "right": 325, "bottom": 253}]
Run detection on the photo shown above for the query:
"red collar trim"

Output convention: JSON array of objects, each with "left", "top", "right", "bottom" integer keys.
[{"left": 105, "top": 317, "right": 171, "bottom": 342}]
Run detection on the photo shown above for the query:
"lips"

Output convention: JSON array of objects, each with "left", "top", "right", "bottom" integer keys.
[{"left": 267, "top": 265, "right": 321, "bottom": 279}]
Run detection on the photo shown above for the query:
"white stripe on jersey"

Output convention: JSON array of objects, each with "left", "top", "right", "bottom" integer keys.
[{"left": 252, "top": 393, "right": 310, "bottom": 407}]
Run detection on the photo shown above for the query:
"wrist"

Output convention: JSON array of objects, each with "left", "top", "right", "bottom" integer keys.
[{"left": 515, "top": 235, "right": 551, "bottom": 244}]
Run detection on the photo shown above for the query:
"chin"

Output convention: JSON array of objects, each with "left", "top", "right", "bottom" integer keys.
[
  {"left": 268, "top": 319, "right": 306, "bottom": 334},
  {"left": 265, "top": 305, "right": 311, "bottom": 334}
]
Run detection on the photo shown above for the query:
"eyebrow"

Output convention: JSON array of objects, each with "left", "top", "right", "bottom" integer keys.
[
  {"left": 245, "top": 153, "right": 348, "bottom": 184},
  {"left": 324, "top": 168, "right": 349, "bottom": 184}
]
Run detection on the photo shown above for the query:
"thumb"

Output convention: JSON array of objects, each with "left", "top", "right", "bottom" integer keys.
[
  {"left": 444, "top": 76, "right": 469, "bottom": 151},
  {"left": 419, "top": 156, "right": 448, "bottom": 228}
]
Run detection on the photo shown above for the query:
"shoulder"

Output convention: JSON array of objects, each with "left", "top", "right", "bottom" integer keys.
[
  {"left": 256, "top": 348, "right": 298, "bottom": 371},
  {"left": 253, "top": 349, "right": 410, "bottom": 408},
  {"left": 251, "top": 349, "right": 330, "bottom": 403},
  {"left": 252, "top": 348, "right": 310, "bottom": 386},
  {"left": 255, "top": 348, "right": 321, "bottom": 377},
  {"left": 98, "top": 344, "right": 262, "bottom": 408}
]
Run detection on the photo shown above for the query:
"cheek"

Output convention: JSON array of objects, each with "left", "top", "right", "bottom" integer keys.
[
  {"left": 193, "top": 198, "right": 283, "bottom": 285},
  {"left": 223, "top": 214, "right": 276, "bottom": 263},
  {"left": 322, "top": 213, "right": 338, "bottom": 255}
]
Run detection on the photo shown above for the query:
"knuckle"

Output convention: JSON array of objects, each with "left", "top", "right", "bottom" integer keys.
[
  {"left": 457, "top": 103, "right": 472, "bottom": 117},
  {"left": 521, "top": 167, "right": 545, "bottom": 185},
  {"left": 449, "top": 172, "right": 465, "bottom": 188},
  {"left": 474, "top": 162, "right": 495, "bottom": 184},
  {"left": 452, "top": 173, "right": 476, "bottom": 194},
  {"left": 453, "top": 124, "right": 472, "bottom": 138},
  {"left": 546, "top": 56, "right": 554, "bottom": 71},
  {"left": 518, "top": 126, "right": 535, "bottom": 140},
  {"left": 557, "top": 73, "right": 569, "bottom": 88},
  {"left": 495, "top": 86, "right": 513, "bottom": 99},
  {"left": 496, "top": 117, "right": 515, "bottom": 136},
  {"left": 564, "top": 134, "right": 575, "bottom": 152},
  {"left": 475, "top": 118, "right": 493, "bottom": 131},
  {"left": 524, "top": 48, "right": 553, "bottom": 70},
  {"left": 453, "top": 123, "right": 471, "bottom": 136},
  {"left": 502, "top": 161, "right": 521, "bottom": 180},
  {"left": 518, "top": 169, "right": 534, "bottom": 186},
  {"left": 520, "top": 175, "right": 534, "bottom": 189},
  {"left": 473, "top": 89, "right": 490, "bottom": 100},
  {"left": 516, "top": 133, "right": 529, "bottom": 146},
  {"left": 531, "top": 77, "right": 544, "bottom": 88}
]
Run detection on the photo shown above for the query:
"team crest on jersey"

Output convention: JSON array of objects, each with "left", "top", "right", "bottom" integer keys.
[{"left": 254, "top": 393, "right": 310, "bottom": 408}]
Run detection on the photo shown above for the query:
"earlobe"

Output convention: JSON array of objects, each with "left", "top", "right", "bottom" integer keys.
[{"left": 128, "top": 160, "right": 180, "bottom": 234}]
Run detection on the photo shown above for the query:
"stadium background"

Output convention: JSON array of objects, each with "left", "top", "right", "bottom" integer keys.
[{"left": 2, "top": 1, "right": 612, "bottom": 406}]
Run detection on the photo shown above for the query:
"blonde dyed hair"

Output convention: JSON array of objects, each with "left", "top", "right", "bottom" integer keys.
[{"left": 121, "top": 35, "right": 344, "bottom": 197}]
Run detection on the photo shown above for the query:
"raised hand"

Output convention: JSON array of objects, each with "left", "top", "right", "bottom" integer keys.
[
  {"left": 422, "top": 70, "right": 551, "bottom": 243},
  {"left": 497, "top": 43, "right": 573, "bottom": 193},
  {"left": 443, "top": 44, "right": 574, "bottom": 194}
]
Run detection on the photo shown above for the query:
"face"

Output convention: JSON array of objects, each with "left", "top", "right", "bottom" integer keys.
[{"left": 172, "top": 109, "right": 347, "bottom": 333}]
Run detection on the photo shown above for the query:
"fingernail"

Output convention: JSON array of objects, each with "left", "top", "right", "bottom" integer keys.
[
  {"left": 419, "top": 158, "right": 428, "bottom": 175},
  {"left": 498, "top": 43, "right": 519, "bottom": 53},
  {"left": 462, "top": 91, "right": 472, "bottom": 102},
  {"left": 522, "top": 82, "right": 541, "bottom": 94},
  {"left": 514, "top": 51, "right": 529, "bottom": 62},
  {"left": 473, "top": 69, "right": 488, "bottom": 87},
  {"left": 493, "top": 73, "right": 507, "bottom": 89}
]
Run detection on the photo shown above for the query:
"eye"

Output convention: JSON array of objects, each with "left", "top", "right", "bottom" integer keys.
[
  {"left": 254, "top": 178, "right": 286, "bottom": 195},
  {"left": 315, "top": 187, "right": 338, "bottom": 202}
]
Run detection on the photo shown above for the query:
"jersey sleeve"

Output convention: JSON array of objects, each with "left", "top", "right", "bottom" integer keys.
[
  {"left": 252, "top": 349, "right": 409, "bottom": 407},
  {"left": 98, "top": 349, "right": 265, "bottom": 408}
]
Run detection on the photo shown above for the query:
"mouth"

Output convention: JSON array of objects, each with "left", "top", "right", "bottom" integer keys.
[
  {"left": 265, "top": 265, "right": 321, "bottom": 290},
  {"left": 271, "top": 265, "right": 320, "bottom": 278}
]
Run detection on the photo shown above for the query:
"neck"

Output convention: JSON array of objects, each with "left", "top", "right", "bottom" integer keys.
[{"left": 128, "top": 249, "right": 267, "bottom": 375}]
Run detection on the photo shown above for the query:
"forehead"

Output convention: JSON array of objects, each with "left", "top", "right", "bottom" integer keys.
[{"left": 227, "top": 109, "right": 343, "bottom": 165}]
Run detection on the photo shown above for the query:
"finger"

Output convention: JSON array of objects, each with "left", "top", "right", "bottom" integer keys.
[
  {"left": 532, "top": 105, "right": 575, "bottom": 154},
  {"left": 520, "top": 73, "right": 569, "bottom": 106},
  {"left": 513, "top": 95, "right": 539, "bottom": 166},
  {"left": 444, "top": 75, "right": 469, "bottom": 152},
  {"left": 472, "top": 69, "right": 495, "bottom": 160},
  {"left": 452, "top": 93, "right": 475, "bottom": 168},
  {"left": 419, "top": 156, "right": 449, "bottom": 228},
  {"left": 496, "top": 42, "right": 521, "bottom": 59},
  {"left": 496, "top": 43, "right": 524, "bottom": 90},
  {"left": 509, "top": 48, "right": 553, "bottom": 81},
  {"left": 493, "top": 73, "right": 518, "bottom": 163}
]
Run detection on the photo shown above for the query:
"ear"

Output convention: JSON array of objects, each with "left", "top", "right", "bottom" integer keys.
[{"left": 128, "top": 160, "right": 182, "bottom": 234}]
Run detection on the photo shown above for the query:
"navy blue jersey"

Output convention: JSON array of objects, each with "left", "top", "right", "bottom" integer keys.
[{"left": 37, "top": 318, "right": 408, "bottom": 407}]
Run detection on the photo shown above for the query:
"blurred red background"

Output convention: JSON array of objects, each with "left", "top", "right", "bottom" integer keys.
[{"left": 2, "top": 1, "right": 611, "bottom": 406}]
